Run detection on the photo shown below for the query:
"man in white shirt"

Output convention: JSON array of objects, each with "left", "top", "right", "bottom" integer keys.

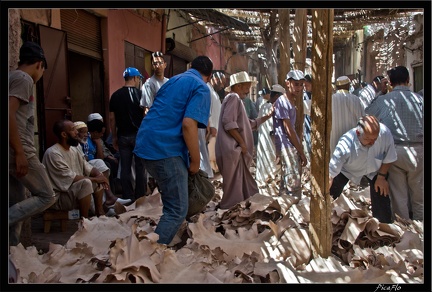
[
  {"left": 207, "top": 72, "right": 226, "bottom": 174},
  {"left": 329, "top": 115, "right": 397, "bottom": 223},
  {"left": 140, "top": 51, "right": 169, "bottom": 115},
  {"left": 330, "top": 75, "right": 365, "bottom": 155}
]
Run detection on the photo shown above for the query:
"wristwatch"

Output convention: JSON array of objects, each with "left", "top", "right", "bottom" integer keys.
[{"left": 377, "top": 172, "right": 387, "bottom": 178}]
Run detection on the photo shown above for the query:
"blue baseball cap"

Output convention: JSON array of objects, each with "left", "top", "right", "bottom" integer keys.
[{"left": 123, "top": 67, "right": 143, "bottom": 78}]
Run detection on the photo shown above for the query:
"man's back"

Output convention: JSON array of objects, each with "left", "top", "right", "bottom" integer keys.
[
  {"left": 208, "top": 82, "right": 222, "bottom": 131},
  {"left": 134, "top": 69, "right": 211, "bottom": 164},
  {"left": 9, "top": 70, "right": 37, "bottom": 158},
  {"left": 366, "top": 86, "right": 423, "bottom": 143},
  {"left": 331, "top": 90, "right": 365, "bottom": 154},
  {"left": 358, "top": 83, "right": 377, "bottom": 110},
  {"left": 109, "top": 86, "right": 143, "bottom": 136}
]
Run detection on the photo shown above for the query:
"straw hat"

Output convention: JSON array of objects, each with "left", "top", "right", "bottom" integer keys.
[{"left": 225, "top": 71, "right": 257, "bottom": 92}]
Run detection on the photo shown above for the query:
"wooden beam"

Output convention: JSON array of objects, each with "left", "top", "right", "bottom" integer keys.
[
  {"left": 292, "top": 9, "right": 307, "bottom": 140},
  {"left": 278, "top": 8, "right": 291, "bottom": 86},
  {"left": 309, "top": 9, "right": 334, "bottom": 258}
]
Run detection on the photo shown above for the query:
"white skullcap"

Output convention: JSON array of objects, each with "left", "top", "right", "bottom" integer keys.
[
  {"left": 87, "top": 113, "right": 103, "bottom": 122},
  {"left": 335, "top": 76, "right": 350, "bottom": 86}
]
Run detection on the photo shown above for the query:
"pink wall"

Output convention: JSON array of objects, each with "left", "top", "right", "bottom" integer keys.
[
  {"left": 204, "top": 31, "right": 224, "bottom": 70},
  {"left": 105, "top": 9, "right": 163, "bottom": 97},
  {"left": 190, "top": 27, "right": 248, "bottom": 74}
]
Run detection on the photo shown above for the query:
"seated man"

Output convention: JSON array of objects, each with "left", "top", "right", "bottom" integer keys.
[
  {"left": 42, "top": 119, "right": 109, "bottom": 218},
  {"left": 74, "top": 121, "right": 131, "bottom": 211},
  {"left": 87, "top": 113, "right": 123, "bottom": 194},
  {"left": 87, "top": 118, "right": 120, "bottom": 192},
  {"left": 329, "top": 115, "right": 397, "bottom": 223}
]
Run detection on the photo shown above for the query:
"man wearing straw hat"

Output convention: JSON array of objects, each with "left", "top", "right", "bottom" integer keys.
[{"left": 215, "top": 71, "right": 273, "bottom": 209}]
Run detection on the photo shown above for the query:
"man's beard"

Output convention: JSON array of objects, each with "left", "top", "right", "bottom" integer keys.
[
  {"left": 67, "top": 134, "right": 80, "bottom": 147},
  {"left": 77, "top": 137, "right": 87, "bottom": 144}
]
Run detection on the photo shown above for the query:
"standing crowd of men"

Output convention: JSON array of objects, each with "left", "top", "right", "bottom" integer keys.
[{"left": 9, "top": 41, "right": 423, "bottom": 252}]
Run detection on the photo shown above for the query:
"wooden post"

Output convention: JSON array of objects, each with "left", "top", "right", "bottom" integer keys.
[
  {"left": 309, "top": 9, "right": 334, "bottom": 257},
  {"left": 278, "top": 8, "right": 291, "bottom": 87},
  {"left": 292, "top": 9, "right": 307, "bottom": 139}
]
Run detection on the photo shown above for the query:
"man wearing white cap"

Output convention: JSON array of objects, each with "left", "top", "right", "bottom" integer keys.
[
  {"left": 272, "top": 70, "right": 308, "bottom": 197},
  {"left": 86, "top": 113, "right": 121, "bottom": 194},
  {"left": 74, "top": 121, "right": 131, "bottom": 214},
  {"left": 215, "top": 71, "right": 273, "bottom": 209},
  {"left": 330, "top": 75, "right": 365, "bottom": 155}
]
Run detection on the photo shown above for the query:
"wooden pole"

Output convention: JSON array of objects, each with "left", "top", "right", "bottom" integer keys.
[
  {"left": 292, "top": 9, "right": 307, "bottom": 139},
  {"left": 309, "top": 9, "right": 334, "bottom": 257},
  {"left": 278, "top": 8, "right": 290, "bottom": 87}
]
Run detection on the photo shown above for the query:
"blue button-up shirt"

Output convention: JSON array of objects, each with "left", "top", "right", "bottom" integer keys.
[{"left": 134, "top": 69, "right": 210, "bottom": 167}]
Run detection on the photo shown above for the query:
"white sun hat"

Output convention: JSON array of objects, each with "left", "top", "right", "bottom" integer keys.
[{"left": 225, "top": 71, "right": 258, "bottom": 92}]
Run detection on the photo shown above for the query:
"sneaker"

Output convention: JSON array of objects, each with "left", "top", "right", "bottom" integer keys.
[{"left": 105, "top": 208, "right": 116, "bottom": 217}]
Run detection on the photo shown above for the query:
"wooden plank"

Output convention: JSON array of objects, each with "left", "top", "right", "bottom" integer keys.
[{"left": 309, "top": 9, "right": 334, "bottom": 257}]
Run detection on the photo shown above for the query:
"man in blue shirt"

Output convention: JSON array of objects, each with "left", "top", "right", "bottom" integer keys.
[{"left": 134, "top": 56, "right": 213, "bottom": 245}]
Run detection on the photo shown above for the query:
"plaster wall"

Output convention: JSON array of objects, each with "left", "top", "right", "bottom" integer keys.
[
  {"left": 166, "top": 10, "right": 192, "bottom": 45},
  {"left": 191, "top": 27, "right": 226, "bottom": 71},
  {"left": 9, "top": 9, "right": 21, "bottom": 70},
  {"left": 105, "top": 9, "right": 163, "bottom": 97}
]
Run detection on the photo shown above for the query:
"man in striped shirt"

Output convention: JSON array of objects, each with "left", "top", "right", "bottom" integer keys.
[
  {"left": 366, "top": 66, "right": 423, "bottom": 221},
  {"left": 330, "top": 76, "right": 365, "bottom": 155}
]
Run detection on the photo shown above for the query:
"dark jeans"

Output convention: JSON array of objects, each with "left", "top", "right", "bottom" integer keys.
[
  {"left": 142, "top": 156, "right": 188, "bottom": 245},
  {"left": 118, "top": 134, "right": 146, "bottom": 201},
  {"left": 330, "top": 173, "right": 392, "bottom": 223},
  {"left": 104, "top": 156, "right": 119, "bottom": 194}
]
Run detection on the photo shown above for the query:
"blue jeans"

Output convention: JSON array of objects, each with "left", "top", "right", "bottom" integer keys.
[
  {"left": 142, "top": 156, "right": 188, "bottom": 245},
  {"left": 9, "top": 155, "right": 57, "bottom": 247},
  {"left": 118, "top": 134, "right": 146, "bottom": 201}
]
